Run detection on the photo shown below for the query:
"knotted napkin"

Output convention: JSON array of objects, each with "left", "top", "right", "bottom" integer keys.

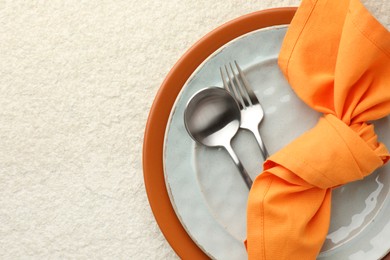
[{"left": 246, "top": 0, "right": 390, "bottom": 259}]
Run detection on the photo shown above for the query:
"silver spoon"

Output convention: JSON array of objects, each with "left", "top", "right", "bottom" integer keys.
[{"left": 184, "top": 87, "right": 252, "bottom": 189}]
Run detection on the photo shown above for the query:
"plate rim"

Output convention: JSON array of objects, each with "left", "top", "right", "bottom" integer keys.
[{"left": 142, "top": 7, "right": 297, "bottom": 258}]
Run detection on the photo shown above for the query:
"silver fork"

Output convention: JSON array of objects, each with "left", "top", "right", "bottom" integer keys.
[{"left": 220, "top": 61, "right": 269, "bottom": 160}]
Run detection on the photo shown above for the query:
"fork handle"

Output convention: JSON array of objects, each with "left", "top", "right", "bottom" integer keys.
[
  {"left": 225, "top": 143, "right": 252, "bottom": 189},
  {"left": 251, "top": 128, "right": 269, "bottom": 160}
]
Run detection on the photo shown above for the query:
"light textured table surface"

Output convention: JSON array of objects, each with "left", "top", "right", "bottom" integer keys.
[{"left": 0, "top": 0, "right": 388, "bottom": 259}]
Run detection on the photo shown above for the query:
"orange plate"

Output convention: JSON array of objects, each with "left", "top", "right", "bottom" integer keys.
[{"left": 143, "top": 7, "right": 297, "bottom": 259}]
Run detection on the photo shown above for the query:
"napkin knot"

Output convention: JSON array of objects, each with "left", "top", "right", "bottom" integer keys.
[
  {"left": 247, "top": 0, "right": 390, "bottom": 258},
  {"left": 267, "top": 114, "right": 389, "bottom": 189}
]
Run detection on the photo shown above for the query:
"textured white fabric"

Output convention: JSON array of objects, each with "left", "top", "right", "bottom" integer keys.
[{"left": 0, "top": 0, "right": 387, "bottom": 259}]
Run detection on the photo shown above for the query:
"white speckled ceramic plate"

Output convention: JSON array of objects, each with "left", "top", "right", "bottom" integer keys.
[{"left": 163, "top": 25, "right": 390, "bottom": 260}]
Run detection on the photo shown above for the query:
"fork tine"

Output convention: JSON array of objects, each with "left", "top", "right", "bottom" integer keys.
[
  {"left": 234, "top": 61, "right": 258, "bottom": 105},
  {"left": 230, "top": 62, "right": 250, "bottom": 107},
  {"left": 224, "top": 65, "right": 245, "bottom": 109},
  {"left": 220, "top": 67, "right": 231, "bottom": 92}
]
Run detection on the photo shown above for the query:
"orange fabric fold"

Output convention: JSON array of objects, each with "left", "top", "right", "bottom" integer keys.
[{"left": 246, "top": 0, "right": 390, "bottom": 259}]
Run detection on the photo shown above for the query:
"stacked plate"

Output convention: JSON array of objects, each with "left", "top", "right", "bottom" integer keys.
[{"left": 143, "top": 8, "right": 390, "bottom": 260}]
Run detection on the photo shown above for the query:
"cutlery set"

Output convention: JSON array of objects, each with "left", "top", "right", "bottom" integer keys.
[{"left": 184, "top": 61, "right": 267, "bottom": 189}]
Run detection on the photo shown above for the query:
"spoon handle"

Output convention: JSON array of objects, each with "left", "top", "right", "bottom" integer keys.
[{"left": 225, "top": 143, "right": 253, "bottom": 189}]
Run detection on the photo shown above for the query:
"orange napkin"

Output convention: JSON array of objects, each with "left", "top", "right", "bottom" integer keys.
[{"left": 246, "top": 0, "right": 390, "bottom": 259}]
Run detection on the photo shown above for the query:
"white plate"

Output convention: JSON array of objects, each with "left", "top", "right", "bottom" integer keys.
[{"left": 163, "top": 25, "right": 390, "bottom": 260}]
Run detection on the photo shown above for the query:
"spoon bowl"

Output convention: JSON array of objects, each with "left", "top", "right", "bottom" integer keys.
[{"left": 184, "top": 87, "right": 241, "bottom": 147}]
